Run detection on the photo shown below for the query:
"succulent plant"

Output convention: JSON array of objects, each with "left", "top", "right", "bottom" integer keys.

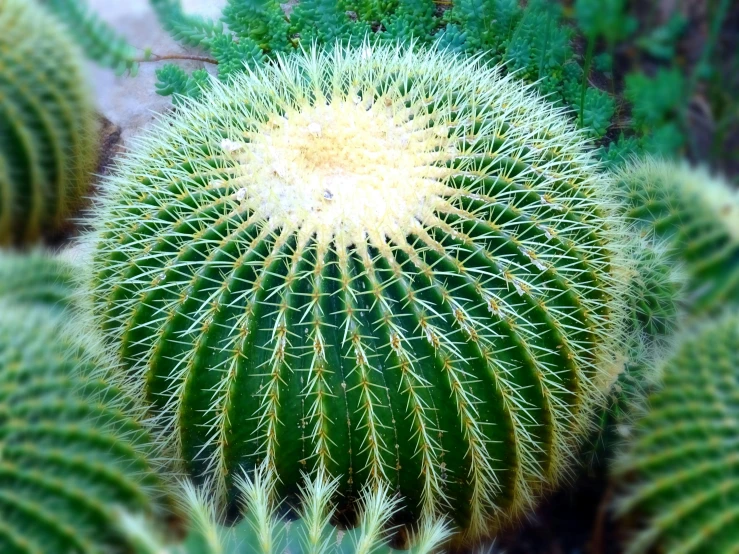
[
  {"left": 617, "top": 159, "right": 739, "bottom": 316},
  {"left": 0, "top": 302, "right": 168, "bottom": 553},
  {"left": 614, "top": 312, "right": 739, "bottom": 554},
  {"left": 83, "top": 42, "right": 629, "bottom": 540},
  {"left": 123, "top": 467, "right": 452, "bottom": 554},
  {"left": 0, "top": 0, "right": 97, "bottom": 245},
  {"left": 0, "top": 249, "right": 76, "bottom": 310}
]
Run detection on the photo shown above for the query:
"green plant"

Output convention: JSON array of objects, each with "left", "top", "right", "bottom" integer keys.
[
  {"left": 0, "top": 249, "right": 76, "bottom": 310},
  {"left": 614, "top": 311, "right": 739, "bottom": 554},
  {"left": 616, "top": 159, "right": 739, "bottom": 316},
  {"left": 0, "top": 302, "right": 169, "bottom": 553},
  {"left": 42, "top": 0, "right": 147, "bottom": 75},
  {"left": 83, "top": 43, "right": 630, "bottom": 540},
  {"left": 0, "top": 0, "right": 97, "bottom": 245},
  {"left": 123, "top": 468, "right": 452, "bottom": 554}
]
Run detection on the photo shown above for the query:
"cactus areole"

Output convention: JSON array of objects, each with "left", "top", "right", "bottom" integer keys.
[{"left": 87, "top": 43, "right": 627, "bottom": 538}]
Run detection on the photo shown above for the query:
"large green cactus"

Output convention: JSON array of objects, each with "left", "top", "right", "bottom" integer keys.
[
  {"left": 0, "top": 303, "right": 168, "bottom": 553},
  {"left": 0, "top": 0, "right": 97, "bottom": 244},
  {"left": 617, "top": 159, "right": 739, "bottom": 316},
  {"left": 83, "top": 43, "right": 629, "bottom": 539},
  {"left": 614, "top": 312, "right": 739, "bottom": 554}
]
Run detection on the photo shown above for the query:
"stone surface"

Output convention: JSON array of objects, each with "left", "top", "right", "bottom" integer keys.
[{"left": 87, "top": 0, "right": 225, "bottom": 145}]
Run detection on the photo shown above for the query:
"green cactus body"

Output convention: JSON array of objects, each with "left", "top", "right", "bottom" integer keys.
[
  {"left": 617, "top": 160, "right": 739, "bottom": 316},
  {"left": 0, "top": 0, "right": 97, "bottom": 245},
  {"left": 0, "top": 303, "right": 167, "bottom": 553},
  {"left": 85, "top": 43, "right": 628, "bottom": 539},
  {"left": 615, "top": 312, "right": 739, "bottom": 554},
  {"left": 0, "top": 250, "right": 76, "bottom": 310}
]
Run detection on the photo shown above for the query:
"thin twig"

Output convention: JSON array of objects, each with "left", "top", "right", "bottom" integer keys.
[{"left": 138, "top": 53, "right": 219, "bottom": 65}]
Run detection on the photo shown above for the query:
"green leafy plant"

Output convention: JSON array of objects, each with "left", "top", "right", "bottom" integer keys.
[
  {"left": 616, "top": 159, "right": 739, "bottom": 316},
  {"left": 0, "top": 302, "right": 169, "bottom": 553},
  {"left": 82, "top": 43, "right": 631, "bottom": 541},
  {"left": 0, "top": 0, "right": 97, "bottom": 245},
  {"left": 614, "top": 311, "right": 739, "bottom": 554},
  {"left": 42, "top": 0, "right": 147, "bottom": 75}
]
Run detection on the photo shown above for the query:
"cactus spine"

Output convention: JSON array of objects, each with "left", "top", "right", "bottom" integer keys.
[
  {"left": 0, "top": 0, "right": 97, "bottom": 244},
  {"left": 615, "top": 312, "right": 739, "bottom": 554},
  {"left": 617, "top": 159, "right": 739, "bottom": 316},
  {"left": 84, "top": 43, "right": 629, "bottom": 539},
  {"left": 0, "top": 303, "right": 167, "bottom": 553}
]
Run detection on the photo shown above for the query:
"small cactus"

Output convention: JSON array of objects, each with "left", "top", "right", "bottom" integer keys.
[
  {"left": 0, "top": 0, "right": 97, "bottom": 244},
  {"left": 83, "top": 43, "right": 629, "bottom": 539},
  {"left": 0, "top": 249, "right": 76, "bottom": 310},
  {"left": 617, "top": 159, "right": 739, "bottom": 316},
  {"left": 614, "top": 312, "right": 739, "bottom": 554},
  {"left": 0, "top": 303, "right": 168, "bottom": 553},
  {"left": 122, "top": 467, "right": 452, "bottom": 554}
]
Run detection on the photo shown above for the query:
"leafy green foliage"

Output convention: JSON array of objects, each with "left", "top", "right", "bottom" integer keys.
[
  {"left": 209, "top": 34, "right": 265, "bottom": 80},
  {"left": 43, "top": 0, "right": 146, "bottom": 75},
  {"left": 155, "top": 65, "right": 211, "bottom": 105},
  {"left": 380, "top": 0, "right": 437, "bottom": 43},
  {"left": 221, "top": 0, "right": 291, "bottom": 54},
  {"left": 289, "top": 0, "right": 370, "bottom": 47},
  {"left": 573, "top": 0, "right": 636, "bottom": 45},
  {"left": 150, "top": 0, "right": 224, "bottom": 48},
  {"left": 625, "top": 68, "right": 686, "bottom": 156}
]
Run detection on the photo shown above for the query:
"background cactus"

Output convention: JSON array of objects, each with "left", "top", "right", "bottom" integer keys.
[
  {"left": 0, "top": 0, "right": 97, "bottom": 245},
  {"left": 84, "top": 43, "right": 629, "bottom": 540},
  {"left": 614, "top": 312, "right": 739, "bottom": 554},
  {"left": 617, "top": 159, "right": 739, "bottom": 316},
  {"left": 0, "top": 249, "right": 76, "bottom": 310},
  {"left": 0, "top": 302, "right": 169, "bottom": 553}
]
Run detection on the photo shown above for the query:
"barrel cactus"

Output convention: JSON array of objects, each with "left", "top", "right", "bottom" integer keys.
[
  {"left": 0, "top": 249, "right": 76, "bottom": 309},
  {"left": 83, "top": 43, "right": 629, "bottom": 539},
  {"left": 614, "top": 312, "right": 739, "bottom": 554},
  {"left": 617, "top": 159, "right": 739, "bottom": 316},
  {"left": 0, "top": 303, "right": 168, "bottom": 553},
  {"left": 0, "top": 0, "right": 97, "bottom": 244}
]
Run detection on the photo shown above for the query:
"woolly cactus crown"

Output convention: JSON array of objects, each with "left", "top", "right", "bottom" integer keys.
[
  {"left": 0, "top": 0, "right": 97, "bottom": 244},
  {"left": 84, "top": 42, "right": 629, "bottom": 539}
]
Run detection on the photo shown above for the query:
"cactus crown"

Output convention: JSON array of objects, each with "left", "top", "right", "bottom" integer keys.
[
  {"left": 84, "top": 42, "right": 628, "bottom": 540},
  {"left": 616, "top": 159, "right": 739, "bottom": 316},
  {"left": 614, "top": 312, "right": 739, "bottom": 554},
  {"left": 0, "top": 0, "right": 97, "bottom": 244},
  {"left": 0, "top": 303, "right": 168, "bottom": 553}
]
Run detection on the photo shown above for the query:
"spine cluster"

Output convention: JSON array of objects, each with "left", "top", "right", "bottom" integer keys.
[
  {"left": 0, "top": 0, "right": 97, "bottom": 244},
  {"left": 84, "top": 43, "right": 629, "bottom": 539}
]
